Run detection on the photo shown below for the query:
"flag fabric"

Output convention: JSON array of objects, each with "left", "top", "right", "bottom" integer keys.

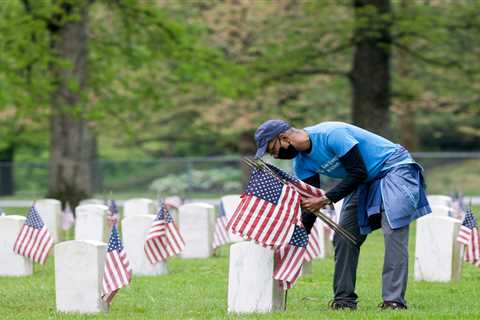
[
  {"left": 212, "top": 200, "right": 231, "bottom": 249},
  {"left": 165, "top": 196, "right": 183, "bottom": 210},
  {"left": 265, "top": 163, "right": 324, "bottom": 198},
  {"left": 102, "top": 224, "right": 132, "bottom": 304},
  {"left": 304, "top": 221, "right": 322, "bottom": 262},
  {"left": 144, "top": 203, "right": 185, "bottom": 264},
  {"left": 107, "top": 199, "right": 120, "bottom": 226},
  {"left": 274, "top": 225, "right": 309, "bottom": 290},
  {"left": 13, "top": 206, "right": 53, "bottom": 264},
  {"left": 457, "top": 207, "right": 480, "bottom": 266},
  {"left": 109, "top": 199, "right": 120, "bottom": 216},
  {"left": 266, "top": 163, "right": 338, "bottom": 240},
  {"left": 61, "top": 203, "right": 75, "bottom": 231},
  {"left": 226, "top": 168, "right": 302, "bottom": 247},
  {"left": 451, "top": 193, "right": 465, "bottom": 220}
]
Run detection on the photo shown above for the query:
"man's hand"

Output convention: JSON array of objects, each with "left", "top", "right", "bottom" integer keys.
[{"left": 301, "top": 196, "right": 331, "bottom": 212}]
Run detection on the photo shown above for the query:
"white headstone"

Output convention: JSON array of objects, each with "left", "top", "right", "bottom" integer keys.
[
  {"left": 123, "top": 198, "right": 156, "bottom": 219},
  {"left": 414, "top": 216, "right": 462, "bottom": 282},
  {"left": 427, "top": 195, "right": 452, "bottom": 208},
  {"left": 179, "top": 203, "right": 215, "bottom": 258},
  {"left": 228, "top": 242, "right": 285, "bottom": 313},
  {"left": 122, "top": 215, "right": 168, "bottom": 276},
  {"left": 79, "top": 198, "right": 105, "bottom": 206},
  {"left": 75, "top": 204, "right": 110, "bottom": 242},
  {"left": 36, "top": 199, "right": 62, "bottom": 243},
  {"left": 0, "top": 215, "right": 33, "bottom": 276},
  {"left": 55, "top": 240, "right": 108, "bottom": 314},
  {"left": 430, "top": 205, "right": 452, "bottom": 217},
  {"left": 221, "top": 195, "right": 243, "bottom": 242}
]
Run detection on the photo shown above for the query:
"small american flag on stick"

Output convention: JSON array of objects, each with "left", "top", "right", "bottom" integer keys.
[
  {"left": 13, "top": 206, "right": 53, "bottom": 265},
  {"left": 304, "top": 221, "right": 322, "bottom": 262},
  {"left": 144, "top": 203, "right": 185, "bottom": 264},
  {"left": 274, "top": 225, "right": 309, "bottom": 289},
  {"left": 102, "top": 224, "right": 132, "bottom": 304},
  {"left": 213, "top": 201, "right": 231, "bottom": 249},
  {"left": 457, "top": 207, "right": 480, "bottom": 266}
]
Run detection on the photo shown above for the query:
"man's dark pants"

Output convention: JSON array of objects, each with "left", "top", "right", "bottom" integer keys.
[{"left": 333, "top": 192, "right": 409, "bottom": 306}]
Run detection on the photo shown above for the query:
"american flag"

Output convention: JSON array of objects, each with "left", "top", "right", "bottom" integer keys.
[
  {"left": 144, "top": 203, "right": 185, "bottom": 264},
  {"left": 226, "top": 168, "right": 302, "bottom": 247},
  {"left": 102, "top": 224, "right": 132, "bottom": 304},
  {"left": 107, "top": 199, "right": 120, "bottom": 226},
  {"left": 457, "top": 207, "right": 480, "bottom": 266},
  {"left": 274, "top": 225, "right": 309, "bottom": 289},
  {"left": 13, "top": 206, "right": 53, "bottom": 264},
  {"left": 265, "top": 163, "right": 324, "bottom": 198},
  {"left": 61, "top": 202, "right": 75, "bottom": 231},
  {"left": 212, "top": 200, "right": 231, "bottom": 249},
  {"left": 304, "top": 220, "right": 322, "bottom": 261},
  {"left": 265, "top": 163, "right": 339, "bottom": 240}
]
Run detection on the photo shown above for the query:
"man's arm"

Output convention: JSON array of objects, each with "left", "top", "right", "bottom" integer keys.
[
  {"left": 325, "top": 144, "right": 368, "bottom": 203},
  {"left": 301, "top": 174, "right": 320, "bottom": 234}
]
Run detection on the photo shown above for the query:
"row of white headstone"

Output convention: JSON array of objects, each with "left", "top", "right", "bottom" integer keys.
[{"left": 0, "top": 193, "right": 466, "bottom": 314}]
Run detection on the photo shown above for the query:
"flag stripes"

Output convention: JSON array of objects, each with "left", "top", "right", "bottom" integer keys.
[
  {"left": 102, "top": 225, "right": 132, "bottom": 304},
  {"left": 12, "top": 206, "right": 53, "bottom": 265},
  {"left": 144, "top": 203, "right": 185, "bottom": 264},
  {"left": 212, "top": 216, "right": 230, "bottom": 249},
  {"left": 227, "top": 185, "right": 300, "bottom": 247}
]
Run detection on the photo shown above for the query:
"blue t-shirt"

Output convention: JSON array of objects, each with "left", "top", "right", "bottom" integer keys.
[{"left": 293, "top": 122, "right": 410, "bottom": 181}]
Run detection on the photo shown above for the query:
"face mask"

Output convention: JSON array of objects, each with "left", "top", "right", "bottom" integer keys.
[{"left": 277, "top": 144, "right": 299, "bottom": 159}]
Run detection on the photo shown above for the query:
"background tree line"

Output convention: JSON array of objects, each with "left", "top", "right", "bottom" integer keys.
[{"left": 0, "top": 0, "right": 479, "bottom": 204}]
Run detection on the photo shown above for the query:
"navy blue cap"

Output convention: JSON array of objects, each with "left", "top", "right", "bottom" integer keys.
[{"left": 254, "top": 119, "right": 292, "bottom": 158}]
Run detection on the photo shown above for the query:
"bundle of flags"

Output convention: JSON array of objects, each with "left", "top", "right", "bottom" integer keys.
[
  {"left": 457, "top": 206, "right": 480, "bottom": 267},
  {"left": 226, "top": 167, "right": 307, "bottom": 289},
  {"left": 212, "top": 200, "right": 231, "bottom": 249},
  {"left": 144, "top": 202, "right": 185, "bottom": 264},
  {"left": 228, "top": 159, "right": 355, "bottom": 289},
  {"left": 102, "top": 224, "right": 132, "bottom": 304},
  {"left": 13, "top": 206, "right": 54, "bottom": 264}
]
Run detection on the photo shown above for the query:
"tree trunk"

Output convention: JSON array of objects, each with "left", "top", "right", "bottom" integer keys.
[
  {"left": 351, "top": 0, "right": 392, "bottom": 138},
  {"left": 47, "top": 2, "right": 96, "bottom": 208},
  {"left": 0, "top": 145, "right": 15, "bottom": 196}
]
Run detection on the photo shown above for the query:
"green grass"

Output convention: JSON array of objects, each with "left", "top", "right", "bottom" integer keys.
[{"left": 2, "top": 212, "right": 480, "bottom": 320}]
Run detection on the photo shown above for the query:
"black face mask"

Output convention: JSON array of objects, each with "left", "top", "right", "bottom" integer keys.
[{"left": 277, "top": 144, "right": 299, "bottom": 159}]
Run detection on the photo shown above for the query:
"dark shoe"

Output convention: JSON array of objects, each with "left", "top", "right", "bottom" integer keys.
[
  {"left": 378, "top": 301, "right": 407, "bottom": 310},
  {"left": 328, "top": 300, "right": 357, "bottom": 310}
]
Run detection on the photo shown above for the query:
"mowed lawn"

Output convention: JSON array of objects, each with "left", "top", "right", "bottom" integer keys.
[{"left": 1, "top": 207, "right": 480, "bottom": 319}]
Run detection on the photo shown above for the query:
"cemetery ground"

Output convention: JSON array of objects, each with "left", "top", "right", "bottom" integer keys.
[{"left": 0, "top": 207, "right": 479, "bottom": 319}]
